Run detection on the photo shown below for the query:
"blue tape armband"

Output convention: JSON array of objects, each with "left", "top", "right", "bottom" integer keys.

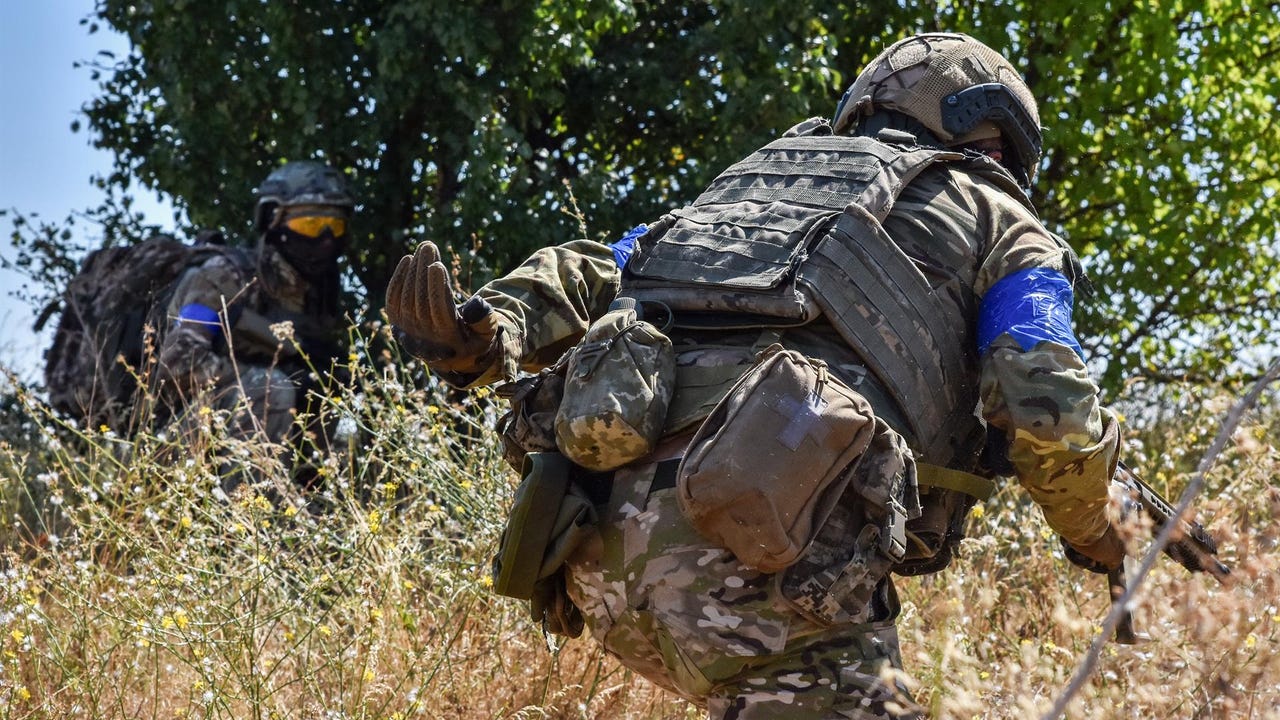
[
  {"left": 608, "top": 224, "right": 647, "bottom": 270},
  {"left": 977, "top": 267, "right": 1083, "bottom": 359},
  {"left": 176, "top": 303, "right": 223, "bottom": 339}
]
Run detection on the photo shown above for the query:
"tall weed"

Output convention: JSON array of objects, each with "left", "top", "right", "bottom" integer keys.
[{"left": 0, "top": 336, "right": 1275, "bottom": 719}]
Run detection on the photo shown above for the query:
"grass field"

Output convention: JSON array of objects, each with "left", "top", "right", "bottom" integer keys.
[{"left": 1, "top": 341, "right": 1276, "bottom": 719}]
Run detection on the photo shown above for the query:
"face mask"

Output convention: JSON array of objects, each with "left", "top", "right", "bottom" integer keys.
[{"left": 270, "top": 228, "right": 346, "bottom": 279}]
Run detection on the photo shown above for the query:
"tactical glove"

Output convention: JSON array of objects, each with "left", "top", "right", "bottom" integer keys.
[
  {"left": 385, "top": 241, "right": 501, "bottom": 374},
  {"left": 1061, "top": 524, "right": 1126, "bottom": 573}
]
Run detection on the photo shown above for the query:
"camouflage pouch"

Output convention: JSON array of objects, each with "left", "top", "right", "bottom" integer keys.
[
  {"left": 780, "top": 416, "right": 918, "bottom": 626},
  {"left": 554, "top": 299, "right": 675, "bottom": 471},
  {"left": 676, "top": 344, "right": 881, "bottom": 573}
]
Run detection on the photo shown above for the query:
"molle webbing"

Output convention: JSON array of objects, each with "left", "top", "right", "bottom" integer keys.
[
  {"left": 623, "top": 132, "right": 981, "bottom": 464},
  {"left": 624, "top": 136, "right": 930, "bottom": 320}
]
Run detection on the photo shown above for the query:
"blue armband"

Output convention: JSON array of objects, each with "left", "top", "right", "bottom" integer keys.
[
  {"left": 608, "top": 224, "right": 647, "bottom": 269},
  {"left": 176, "top": 303, "right": 222, "bottom": 339},
  {"left": 977, "top": 267, "right": 1084, "bottom": 359}
]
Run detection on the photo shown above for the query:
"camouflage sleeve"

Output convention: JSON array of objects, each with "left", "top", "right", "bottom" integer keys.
[
  {"left": 465, "top": 239, "right": 622, "bottom": 385},
  {"left": 155, "top": 257, "right": 247, "bottom": 394},
  {"left": 964, "top": 178, "right": 1118, "bottom": 547},
  {"left": 979, "top": 338, "right": 1119, "bottom": 545}
]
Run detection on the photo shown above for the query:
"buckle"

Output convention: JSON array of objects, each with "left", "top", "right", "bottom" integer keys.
[{"left": 880, "top": 499, "right": 908, "bottom": 563}]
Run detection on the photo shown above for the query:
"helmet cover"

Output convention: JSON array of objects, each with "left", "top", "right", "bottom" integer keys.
[{"left": 833, "top": 33, "right": 1042, "bottom": 185}]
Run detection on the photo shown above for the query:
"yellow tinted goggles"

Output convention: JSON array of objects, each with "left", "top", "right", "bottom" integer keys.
[{"left": 284, "top": 215, "right": 347, "bottom": 238}]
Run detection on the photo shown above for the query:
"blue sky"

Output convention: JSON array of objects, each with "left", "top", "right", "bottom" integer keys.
[{"left": 0, "top": 3, "right": 173, "bottom": 381}]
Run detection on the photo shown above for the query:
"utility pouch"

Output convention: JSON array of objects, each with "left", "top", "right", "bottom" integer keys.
[
  {"left": 555, "top": 298, "right": 675, "bottom": 471},
  {"left": 495, "top": 355, "right": 570, "bottom": 473},
  {"left": 676, "top": 344, "right": 881, "bottom": 573},
  {"left": 491, "top": 452, "right": 598, "bottom": 603}
]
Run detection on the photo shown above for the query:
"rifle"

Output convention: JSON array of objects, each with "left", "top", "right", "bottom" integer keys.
[{"left": 1063, "top": 461, "right": 1231, "bottom": 644}]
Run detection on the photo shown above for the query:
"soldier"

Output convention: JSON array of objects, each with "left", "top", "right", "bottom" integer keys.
[
  {"left": 157, "top": 161, "right": 352, "bottom": 482},
  {"left": 388, "top": 33, "right": 1124, "bottom": 719}
]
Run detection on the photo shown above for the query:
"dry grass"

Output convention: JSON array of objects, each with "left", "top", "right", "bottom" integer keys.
[{"left": 0, "top": 333, "right": 1276, "bottom": 719}]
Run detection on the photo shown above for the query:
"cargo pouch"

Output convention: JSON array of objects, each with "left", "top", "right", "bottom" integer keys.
[
  {"left": 555, "top": 298, "right": 675, "bottom": 471},
  {"left": 491, "top": 452, "right": 597, "bottom": 638},
  {"left": 677, "top": 344, "right": 906, "bottom": 574},
  {"left": 494, "top": 354, "right": 571, "bottom": 473}
]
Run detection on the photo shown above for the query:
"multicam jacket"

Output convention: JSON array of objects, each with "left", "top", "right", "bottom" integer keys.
[
  {"left": 156, "top": 245, "right": 343, "bottom": 405},
  {"left": 452, "top": 124, "right": 1117, "bottom": 549}
]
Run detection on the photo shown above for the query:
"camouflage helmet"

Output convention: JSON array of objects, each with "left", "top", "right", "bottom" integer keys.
[
  {"left": 253, "top": 161, "right": 355, "bottom": 232},
  {"left": 832, "top": 33, "right": 1042, "bottom": 186}
]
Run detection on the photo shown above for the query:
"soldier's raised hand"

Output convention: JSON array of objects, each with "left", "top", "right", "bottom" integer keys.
[{"left": 386, "top": 241, "right": 499, "bottom": 374}]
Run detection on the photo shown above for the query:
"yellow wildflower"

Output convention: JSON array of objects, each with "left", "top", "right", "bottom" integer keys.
[
  {"left": 17, "top": 687, "right": 30, "bottom": 701},
  {"left": 970, "top": 504, "right": 985, "bottom": 519}
]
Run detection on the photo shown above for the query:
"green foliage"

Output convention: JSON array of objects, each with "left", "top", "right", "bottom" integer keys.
[
  {"left": 1020, "top": 2, "right": 1280, "bottom": 391},
  {"left": 12, "top": 1, "right": 1280, "bottom": 396},
  {"left": 80, "top": 1, "right": 908, "bottom": 299}
]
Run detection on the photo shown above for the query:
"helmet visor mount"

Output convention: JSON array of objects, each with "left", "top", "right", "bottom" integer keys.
[{"left": 941, "top": 83, "right": 1042, "bottom": 186}]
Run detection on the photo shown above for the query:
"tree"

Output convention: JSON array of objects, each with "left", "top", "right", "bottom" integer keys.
[
  {"left": 18, "top": 0, "right": 1280, "bottom": 396},
  {"left": 81, "top": 1, "right": 912, "bottom": 299}
]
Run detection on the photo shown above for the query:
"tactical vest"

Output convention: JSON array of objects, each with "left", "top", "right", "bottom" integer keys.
[
  {"left": 620, "top": 121, "right": 1038, "bottom": 574},
  {"left": 623, "top": 121, "right": 1030, "bottom": 469}
]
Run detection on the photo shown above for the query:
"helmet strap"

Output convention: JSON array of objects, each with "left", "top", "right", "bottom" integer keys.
[{"left": 854, "top": 110, "right": 945, "bottom": 149}]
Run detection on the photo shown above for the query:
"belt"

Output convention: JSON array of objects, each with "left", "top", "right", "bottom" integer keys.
[{"left": 581, "top": 457, "right": 681, "bottom": 506}]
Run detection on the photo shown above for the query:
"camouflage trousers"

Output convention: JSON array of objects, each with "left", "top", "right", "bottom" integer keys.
[
  {"left": 565, "top": 453, "right": 921, "bottom": 719},
  {"left": 214, "top": 365, "right": 299, "bottom": 444},
  {"left": 166, "top": 365, "right": 298, "bottom": 492}
]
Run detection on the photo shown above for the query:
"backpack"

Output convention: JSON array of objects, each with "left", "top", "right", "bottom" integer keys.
[{"left": 43, "top": 232, "right": 251, "bottom": 433}]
